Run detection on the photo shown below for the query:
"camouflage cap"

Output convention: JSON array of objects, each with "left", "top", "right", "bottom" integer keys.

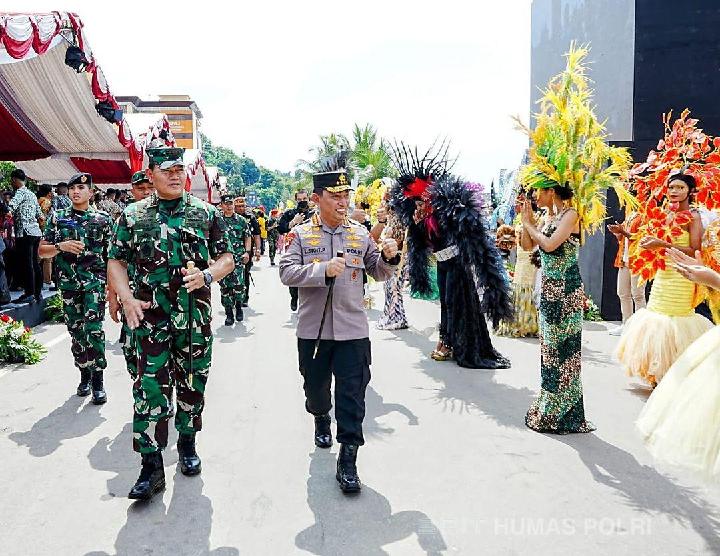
[
  {"left": 131, "top": 171, "right": 150, "bottom": 185},
  {"left": 146, "top": 145, "right": 185, "bottom": 170}
]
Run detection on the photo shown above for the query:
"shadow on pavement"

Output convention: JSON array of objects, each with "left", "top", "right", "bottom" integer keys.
[
  {"left": 85, "top": 472, "right": 239, "bottom": 556},
  {"left": 554, "top": 433, "right": 720, "bottom": 553},
  {"left": 87, "top": 422, "right": 136, "bottom": 500},
  {"left": 9, "top": 394, "right": 106, "bottom": 457},
  {"left": 393, "top": 326, "right": 536, "bottom": 425},
  {"left": 214, "top": 321, "right": 255, "bottom": 343},
  {"left": 364, "top": 386, "right": 419, "bottom": 439},
  {"left": 295, "top": 448, "right": 446, "bottom": 555},
  {"left": 397, "top": 325, "right": 720, "bottom": 552},
  {"left": 88, "top": 421, "right": 181, "bottom": 501}
]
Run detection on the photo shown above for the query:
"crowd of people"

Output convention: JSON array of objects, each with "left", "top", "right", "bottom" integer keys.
[
  {"left": 5, "top": 47, "right": 720, "bottom": 508},
  {"left": 0, "top": 170, "right": 135, "bottom": 306}
]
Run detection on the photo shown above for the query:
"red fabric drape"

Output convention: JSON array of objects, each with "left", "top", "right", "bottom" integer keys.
[
  {"left": 70, "top": 158, "right": 131, "bottom": 184},
  {"left": 0, "top": 101, "right": 50, "bottom": 160}
]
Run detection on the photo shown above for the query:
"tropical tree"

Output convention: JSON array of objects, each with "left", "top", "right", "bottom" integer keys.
[{"left": 350, "top": 123, "right": 394, "bottom": 185}]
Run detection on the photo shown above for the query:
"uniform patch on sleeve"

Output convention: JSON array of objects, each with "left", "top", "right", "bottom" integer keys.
[{"left": 285, "top": 231, "right": 296, "bottom": 246}]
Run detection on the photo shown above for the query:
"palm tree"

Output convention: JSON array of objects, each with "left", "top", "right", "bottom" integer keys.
[{"left": 350, "top": 124, "right": 394, "bottom": 185}]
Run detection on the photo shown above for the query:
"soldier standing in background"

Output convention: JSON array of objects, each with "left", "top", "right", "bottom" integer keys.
[
  {"left": 108, "top": 170, "right": 156, "bottom": 380},
  {"left": 267, "top": 209, "right": 280, "bottom": 266},
  {"left": 218, "top": 194, "right": 251, "bottom": 325},
  {"left": 108, "top": 146, "right": 233, "bottom": 501},
  {"left": 39, "top": 173, "right": 113, "bottom": 405},
  {"left": 234, "top": 195, "right": 261, "bottom": 306},
  {"left": 278, "top": 189, "right": 311, "bottom": 311}
]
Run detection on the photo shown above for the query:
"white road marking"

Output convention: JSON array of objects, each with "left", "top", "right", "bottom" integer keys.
[{"left": 43, "top": 331, "right": 70, "bottom": 349}]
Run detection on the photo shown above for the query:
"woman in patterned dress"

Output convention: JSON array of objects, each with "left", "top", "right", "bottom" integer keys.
[
  {"left": 521, "top": 185, "right": 595, "bottom": 434},
  {"left": 372, "top": 199, "right": 409, "bottom": 330},
  {"left": 496, "top": 194, "right": 539, "bottom": 338}
]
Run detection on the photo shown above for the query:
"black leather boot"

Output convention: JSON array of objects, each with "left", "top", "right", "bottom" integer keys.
[
  {"left": 224, "top": 307, "right": 234, "bottom": 326},
  {"left": 235, "top": 303, "right": 244, "bottom": 322},
  {"left": 314, "top": 414, "right": 332, "bottom": 448},
  {"left": 336, "top": 444, "right": 361, "bottom": 493},
  {"left": 91, "top": 371, "right": 107, "bottom": 405},
  {"left": 177, "top": 433, "right": 202, "bottom": 476},
  {"left": 76, "top": 368, "right": 91, "bottom": 397},
  {"left": 128, "top": 452, "right": 165, "bottom": 500}
]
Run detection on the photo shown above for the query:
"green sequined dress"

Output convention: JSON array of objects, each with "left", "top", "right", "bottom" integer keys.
[{"left": 525, "top": 216, "right": 595, "bottom": 434}]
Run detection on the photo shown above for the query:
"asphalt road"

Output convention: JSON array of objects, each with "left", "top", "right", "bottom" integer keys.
[{"left": 2, "top": 257, "right": 719, "bottom": 555}]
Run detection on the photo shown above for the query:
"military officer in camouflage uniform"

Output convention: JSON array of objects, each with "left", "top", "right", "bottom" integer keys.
[
  {"left": 108, "top": 146, "right": 234, "bottom": 501},
  {"left": 218, "top": 194, "right": 250, "bottom": 325},
  {"left": 234, "top": 195, "right": 261, "bottom": 306},
  {"left": 109, "top": 171, "right": 156, "bottom": 380},
  {"left": 39, "top": 172, "right": 113, "bottom": 405},
  {"left": 267, "top": 209, "right": 280, "bottom": 266},
  {"left": 280, "top": 157, "right": 399, "bottom": 494}
]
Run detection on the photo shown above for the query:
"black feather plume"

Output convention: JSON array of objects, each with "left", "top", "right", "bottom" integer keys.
[{"left": 429, "top": 175, "right": 513, "bottom": 326}]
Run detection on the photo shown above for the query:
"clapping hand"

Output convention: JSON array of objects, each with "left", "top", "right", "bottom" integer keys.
[
  {"left": 381, "top": 238, "right": 398, "bottom": 259},
  {"left": 607, "top": 222, "right": 626, "bottom": 236},
  {"left": 668, "top": 248, "right": 720, "bottom": 288},
  {"left": 521, "top": 200, "right": 535, "bottom": 227},
  {"left": 639, "top": 236, "right": 665, "bottom": 250}
]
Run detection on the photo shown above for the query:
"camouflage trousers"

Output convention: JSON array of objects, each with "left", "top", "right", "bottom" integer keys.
[
  {"left": 131, "top": 314, "right": 213, "bottom": 454},
  {"left": 268, "top": 237, "right": 277, "bottom": 261},
  {"left": 219, "top": 263, "right": 244, "bottom": 313},
  {"left": 61, "top": 288, "right": 107, "bottom": 374},
  {"left": 120, "top": 316, "right": 138, "bottom": 379}
]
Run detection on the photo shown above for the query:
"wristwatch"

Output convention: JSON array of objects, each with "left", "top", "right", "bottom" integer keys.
[
  {"left": 202, "top": 269, "right": 213, "bottom": 285},
  {"left": 54, "top": 242, "right": 61, "bottom": 252}
]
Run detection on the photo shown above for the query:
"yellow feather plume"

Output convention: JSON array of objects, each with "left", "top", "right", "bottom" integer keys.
[{"left": 515, "top": 43, "right": 637, "bottom": 238}]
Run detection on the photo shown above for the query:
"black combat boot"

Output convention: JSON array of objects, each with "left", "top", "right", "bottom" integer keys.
[
  {"left": 336, "top": 444, "right": 361, "bottom": 494},
  {"left": 91, "top": 371, "right": 107, "bottom": 405},
  {"left": 235, "top": 302, "right": 244, "bottom": 322},
  {"left": 177, "top": 433, "right": 202, "bottom": 476},
  {"left": 76, "top": 368, "right": 91, "bottom": 397},
  {"left": 224, "top": 307, "right": 234, "bottom": 326},
  {"left": 314, "top": 414, "right": 332, "bottom": 448},
  {"left": 128, "top": 452, "right": 165, "bottom": 500}
]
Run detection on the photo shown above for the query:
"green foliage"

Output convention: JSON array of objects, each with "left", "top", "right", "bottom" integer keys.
[
  {"left": 296, "top": 123, "right": 395, "bottom": 190},
  {"left": 583, "top": 295, "right": 602, "bottom": 321},
  {"left": 0, "top": 161, "right": 17, "bottom": 191},
  {"left": 0, "top": 314, "right": 47, "bottom": 364},
  {"left": 201, "top": 134, "right": 295, "bottom": 208},
  {"left": 44, "top": 294, "right": 64, "bottom": 322}
]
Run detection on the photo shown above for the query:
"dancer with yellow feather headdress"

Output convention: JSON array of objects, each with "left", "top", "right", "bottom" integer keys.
[{"left": 515, "top": 43, "right": 632, "bottom": 433}]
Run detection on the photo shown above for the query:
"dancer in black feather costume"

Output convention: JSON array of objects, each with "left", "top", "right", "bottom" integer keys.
[{"left": 389, "top": 143, "right": 512, "bottom": 369}]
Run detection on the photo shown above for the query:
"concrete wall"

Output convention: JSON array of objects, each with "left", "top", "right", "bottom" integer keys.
[
  {"left": 531, "top": 0, "right": 635, "bottom": 141},
  {"left": 531, "top": 0, "right": 635, "bottom": 315}
]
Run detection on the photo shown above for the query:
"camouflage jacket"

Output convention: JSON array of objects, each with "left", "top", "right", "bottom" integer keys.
[
  {"left": 43, "top": 206, "right": 113, "bottom": 291},
  {"left": 266, "top": 217, "right": 280, "bottom": 240},
  {"left": 109, "top": 192, "right": 230, "bottom": 321},
  {"left": 221, "top": 213, "right": 248, "bottom": 264}
]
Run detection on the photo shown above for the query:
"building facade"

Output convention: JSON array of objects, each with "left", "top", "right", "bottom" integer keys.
[{"left": 116, "top": 95, "right": 203, "bottom": 150}]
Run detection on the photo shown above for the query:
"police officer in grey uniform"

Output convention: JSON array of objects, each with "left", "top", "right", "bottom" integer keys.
[{"left": 280, "top": 157, "right": 399, "bottom": 493}]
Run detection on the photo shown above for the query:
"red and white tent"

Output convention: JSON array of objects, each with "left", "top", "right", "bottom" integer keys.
[
  {"left": 184, "top": 149, "right": 213, "bottom": 202},
  {"left": 0, "top": 12, "right": 166, "bottom": 183}
]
